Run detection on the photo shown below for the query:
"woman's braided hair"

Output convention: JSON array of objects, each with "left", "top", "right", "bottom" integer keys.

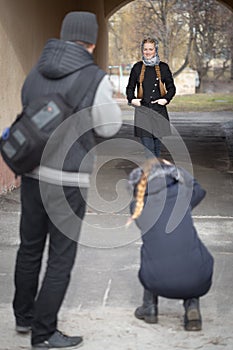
[{"left": 131, "top": 158, "right": 162, "bottom": 220}]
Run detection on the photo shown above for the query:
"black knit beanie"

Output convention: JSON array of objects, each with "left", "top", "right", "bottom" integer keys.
[{"left": 60, "top": 11, "right": 98, "bottom": 44}]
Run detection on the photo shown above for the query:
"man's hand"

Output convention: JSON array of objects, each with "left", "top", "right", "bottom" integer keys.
[
  {"left": 151, "top": 98, "right": 167, "bottom": 106},
  {"left": 131, "top": 98, "right": 141, "bottom": 107}
]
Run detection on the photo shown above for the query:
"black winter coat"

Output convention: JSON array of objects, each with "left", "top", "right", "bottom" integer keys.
[
  {"left": 126, "top": 61, "right": 176, "bottom": 137},
  {"left": 130, "top": 167, "right": 214, "bottom": 300},
  {"left": 22, "top": 39, "right": 105, "bottom": 174}
]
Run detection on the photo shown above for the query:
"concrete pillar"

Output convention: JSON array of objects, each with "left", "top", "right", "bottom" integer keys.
[
  {"left": 78, "top": 0, "right": 109, "bottom": 70},
  {"left": 95, "top": 4, "right": 109, "bottom": 71},
  {"left": 56, "top": 0, "right": 109, "bottom": 69}
]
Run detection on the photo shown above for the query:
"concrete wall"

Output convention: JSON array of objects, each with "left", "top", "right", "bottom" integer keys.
[
  {"left": 0, "top": 0, "right": 111, "bottom": 193},
  {"left": 0, "top": 0, "right": 67, "bottom": 193}
]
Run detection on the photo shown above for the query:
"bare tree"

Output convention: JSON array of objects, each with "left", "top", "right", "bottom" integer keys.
[
  {"left": 185, "top": 0, "right": 233, "bottom": 89},
  {"left": 108, "top": 0, "right": 233, "bottom": 82},
  {"left": 109, "top": 0, "right": 196, "bottom": 75}
]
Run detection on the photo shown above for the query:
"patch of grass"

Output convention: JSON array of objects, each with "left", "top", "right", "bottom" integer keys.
[{"left": 167, "top": 93, "right": 233, "bottom": 112}]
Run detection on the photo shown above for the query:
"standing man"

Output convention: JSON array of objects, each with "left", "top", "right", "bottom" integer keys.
[{"left": 13, "top": 11, "right": 122, "bottom": 350}]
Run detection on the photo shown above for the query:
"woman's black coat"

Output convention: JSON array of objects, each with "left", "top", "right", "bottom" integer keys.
[
  {"left": 126, "top": 61, "right": 176, "bottom": 137},
  {"left": 131, "top": 167, "right": 214, "bottom": 300}
]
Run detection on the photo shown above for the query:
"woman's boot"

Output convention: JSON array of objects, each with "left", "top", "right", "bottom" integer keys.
[
  {"left": 183, "top": 298, "right": 202, "bottom": 331},
  {"left": 135, "top": 289, "right": 158, "bottom": 323}
]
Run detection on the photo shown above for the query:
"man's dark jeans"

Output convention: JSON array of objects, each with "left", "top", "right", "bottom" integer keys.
[{"left": 13, "top": 176, "right": 86, "bottom": 345}]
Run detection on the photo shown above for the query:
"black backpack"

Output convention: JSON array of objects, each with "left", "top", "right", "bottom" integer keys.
[{"left": 0, "top": 65, "right": 103, "bottom": 175}]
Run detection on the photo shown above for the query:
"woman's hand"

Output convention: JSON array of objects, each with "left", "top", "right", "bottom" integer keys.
[
  {"left": 131, "top": 98, "right": 141, "bottom": 107},
  {"left": 151, "top": 98, "right": 167, "bottom": 106}
]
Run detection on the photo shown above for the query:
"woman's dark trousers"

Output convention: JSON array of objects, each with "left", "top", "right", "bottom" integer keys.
[{"left": 141, "top": 136, "right": 161, "bottom": 158}]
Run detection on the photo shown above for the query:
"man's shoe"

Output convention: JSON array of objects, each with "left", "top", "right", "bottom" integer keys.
[
  {"left": 31, "top": 330, "right": 83, "bottom": 349},
  {"left": 135, "top": 289, "right": 158, "bottom": 324},
  {"left": 184, "top": 298, "right": 202, "bottom": 331},
  {"left": 16, "top": 324, "right": 31, "bottom": 334}
]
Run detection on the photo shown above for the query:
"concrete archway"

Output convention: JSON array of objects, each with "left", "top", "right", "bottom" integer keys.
[{"left": 0, "top": 0, "right": 232, "bottom": 192}]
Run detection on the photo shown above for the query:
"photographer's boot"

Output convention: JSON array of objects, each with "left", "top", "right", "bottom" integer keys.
[
  {"left": 184, "top": 298, "right": 202, "bottom": 331},
  {"left": 135, "top": 289, "right": 158, "bottom": 323}
]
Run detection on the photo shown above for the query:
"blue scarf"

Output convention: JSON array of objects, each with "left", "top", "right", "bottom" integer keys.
[{"left": 142, "top": 54, "right": 160, "bottom": 66}]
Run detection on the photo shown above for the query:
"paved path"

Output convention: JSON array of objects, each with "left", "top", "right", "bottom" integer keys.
[{"left": 0, "top": 110, "right": 233, "bottom": 350}]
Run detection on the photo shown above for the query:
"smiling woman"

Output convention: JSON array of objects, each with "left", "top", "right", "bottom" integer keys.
[{"left": 142, "top": 40, "right": 156, "bottom": 60}]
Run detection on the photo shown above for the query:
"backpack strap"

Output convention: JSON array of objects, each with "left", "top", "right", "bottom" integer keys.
[{"left": 66, "top": 64, "right": 104, "bottom": 111}]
